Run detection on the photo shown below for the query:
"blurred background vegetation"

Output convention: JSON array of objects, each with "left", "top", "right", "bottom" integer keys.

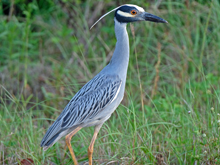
[{"left": 0, "top": 0, "right": 220, "bottom": 164}]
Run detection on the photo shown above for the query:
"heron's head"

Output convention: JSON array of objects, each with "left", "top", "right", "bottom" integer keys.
[
  {"left": 115, "top": 4, "right": 167, "bottom": 23},
  {"left": 90, "top": 4, "right": 167, "bottom": 29}
]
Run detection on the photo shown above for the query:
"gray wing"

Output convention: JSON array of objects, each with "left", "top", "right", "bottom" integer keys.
[{"left": 41, "top": 74, "right": 122, "bottom": 146}]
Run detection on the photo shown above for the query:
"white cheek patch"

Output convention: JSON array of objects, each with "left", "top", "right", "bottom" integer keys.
[
  {"left": 90, "top": 4, "right": 145, "bottom": 29},
  {"left": 117, "top": 10, "right": 136, "bottom": 17}
]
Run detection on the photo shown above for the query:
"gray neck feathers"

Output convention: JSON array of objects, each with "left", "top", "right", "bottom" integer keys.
[{"left": 109, "top": 18, "right": 129, "bottom": 76}]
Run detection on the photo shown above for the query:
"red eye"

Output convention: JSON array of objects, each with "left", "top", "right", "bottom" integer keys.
[{"left": 130, "top": 10, "right": 137, "bottom": 15}]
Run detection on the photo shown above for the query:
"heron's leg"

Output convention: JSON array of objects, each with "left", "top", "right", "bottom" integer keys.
[
  {"left": 65, "top": 127, "right": 82, "bottom": 165},
  {"left": 88, "top": 124, "right": 102, "bottom": 165}
]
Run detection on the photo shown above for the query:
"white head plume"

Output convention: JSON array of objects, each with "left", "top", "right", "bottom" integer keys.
[
  {"left": 90, "top": 6, "right": 120, "bottom": 30},
  {"left": 90, "top": 4, "right": 145, "bottom": 30}
]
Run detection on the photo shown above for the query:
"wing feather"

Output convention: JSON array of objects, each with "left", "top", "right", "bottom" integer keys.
[{"left": 41, "top": 74, "right": 122, "bottom": 146}]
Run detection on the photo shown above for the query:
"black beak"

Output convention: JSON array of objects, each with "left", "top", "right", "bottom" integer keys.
[{"left": 143, "top": 12, "right": 168, "bottom": 23}]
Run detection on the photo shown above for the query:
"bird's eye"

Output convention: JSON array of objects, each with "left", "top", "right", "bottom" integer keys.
[{"left": 130, "top": 10, "right": 137, "bottom": 15}]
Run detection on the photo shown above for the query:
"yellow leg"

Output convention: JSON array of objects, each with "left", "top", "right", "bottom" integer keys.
[
  {"left": 65, "top": 127, "right": 82, "bottom": 165},
  {"left": 88, "top": 124, "right": 102, "bottom": 165}
]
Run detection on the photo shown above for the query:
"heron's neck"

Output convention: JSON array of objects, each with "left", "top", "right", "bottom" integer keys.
[{"left": 110, "top": 18, "right": 129, "bottom": 73}]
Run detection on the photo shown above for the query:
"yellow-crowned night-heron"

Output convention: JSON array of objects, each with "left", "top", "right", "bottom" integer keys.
[{"left": 41, "top": 4, "right": 167, "bottom": 165}]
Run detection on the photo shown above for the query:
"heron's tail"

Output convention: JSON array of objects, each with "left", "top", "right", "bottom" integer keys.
[
  {"left": 40, "top": 122, "right": 78, "bottom": 150},
  {"left": 41, "top": 132, "right": 62, "bottom": 151}
]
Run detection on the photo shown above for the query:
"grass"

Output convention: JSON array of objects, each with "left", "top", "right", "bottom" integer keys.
[{"left": 1, "top": 0, "right": 220, "bottom": 164}]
